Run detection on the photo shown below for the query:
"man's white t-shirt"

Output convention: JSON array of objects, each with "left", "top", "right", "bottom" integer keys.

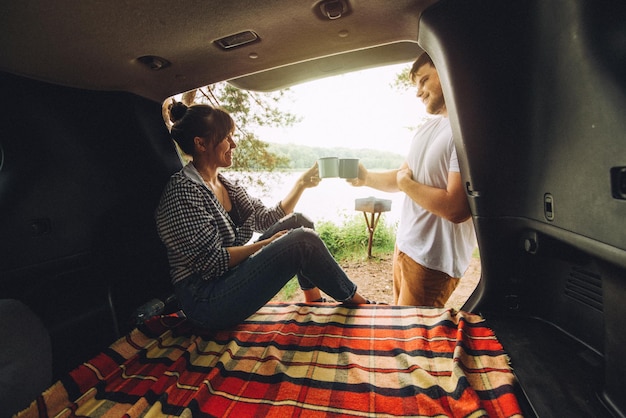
[{"left": 395, "top": 116, "right": 476, "bottom": 278}]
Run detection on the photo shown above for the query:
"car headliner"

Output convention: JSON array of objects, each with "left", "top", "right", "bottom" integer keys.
[{"left": 0, "top": 0, "right": 435, "bottom": 101}]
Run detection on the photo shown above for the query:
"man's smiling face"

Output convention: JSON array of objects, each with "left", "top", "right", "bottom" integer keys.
[{"left": 413, "top": 63, "right": 447, "bottom": 116}]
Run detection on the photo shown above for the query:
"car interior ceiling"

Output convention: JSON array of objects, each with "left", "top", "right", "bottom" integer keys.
[{"left": 1, "top": 0, "right": 625, "bottom": 417}]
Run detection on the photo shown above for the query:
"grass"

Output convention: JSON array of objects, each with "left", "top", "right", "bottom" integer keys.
[{"left": 317, "top": 213, "right": 396, "bottom": 261}]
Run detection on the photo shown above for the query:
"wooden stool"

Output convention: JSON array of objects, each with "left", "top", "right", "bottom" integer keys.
[{"left": 355, "top": 197, "right": 392, "bottom": 258}]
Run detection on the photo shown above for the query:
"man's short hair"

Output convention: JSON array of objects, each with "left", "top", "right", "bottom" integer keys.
[{"left": 409, "top": 52, "right": 434, "bottom": 83}]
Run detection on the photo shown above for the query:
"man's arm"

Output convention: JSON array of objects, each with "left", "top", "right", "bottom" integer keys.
[
  {"left": 397, "top": 168, "right": 471, "bottom": 224},
  {"left": 347, "top": 162, "right": 403, "bottom": 192}
]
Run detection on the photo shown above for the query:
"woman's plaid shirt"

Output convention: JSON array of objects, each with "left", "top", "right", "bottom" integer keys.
[{"left": 155, "top": 163, "right": 285, "bottom": 285}]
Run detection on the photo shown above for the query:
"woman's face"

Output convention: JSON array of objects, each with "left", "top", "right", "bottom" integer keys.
[{"left": 210, "top": 132, "right": 236, "bottom": 168}]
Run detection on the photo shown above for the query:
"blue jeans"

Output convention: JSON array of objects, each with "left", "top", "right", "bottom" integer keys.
[{"left": 174, "top": 224, "right": 357, "bottom": 330}]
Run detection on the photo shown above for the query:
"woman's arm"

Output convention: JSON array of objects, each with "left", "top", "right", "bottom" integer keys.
[
  {"left": 226, "top": 230, "right": 288, "bottom": 267},
  {"left": 280, "top": 162, "right": 320, "bottom": 214}
]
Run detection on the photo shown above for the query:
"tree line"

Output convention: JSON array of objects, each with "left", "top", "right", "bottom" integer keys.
[{"left": 267, "top": 143, "right": 404, "bottom": 170}]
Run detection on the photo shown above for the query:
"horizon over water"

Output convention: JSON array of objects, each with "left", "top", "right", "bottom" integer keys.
[{"left": 242, "top": 171, "right": 404, "bottom": 227}]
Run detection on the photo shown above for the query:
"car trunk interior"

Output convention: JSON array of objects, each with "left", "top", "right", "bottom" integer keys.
[
  {"left": 1, "top": 0, "right": 625, "bottom": 417},
  {"left": 418, "top": 0, "right": 626, "bottom": 416},
  {"left": 0, "top": 74, "right": 181, "bottom": 379}
]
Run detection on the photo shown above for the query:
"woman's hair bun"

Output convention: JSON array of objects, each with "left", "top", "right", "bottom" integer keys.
[{"left": 169, "top": 100, "right": 188, "bottom": 123}]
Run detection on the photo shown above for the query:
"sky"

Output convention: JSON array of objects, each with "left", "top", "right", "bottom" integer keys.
[{"left": 254, "top": 63, "right": 428, "bottom": 156}]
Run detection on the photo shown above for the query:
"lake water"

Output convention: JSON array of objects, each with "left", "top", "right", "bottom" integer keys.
[{"left": 245, "top": 171, "right": 404, "bottom": 226}]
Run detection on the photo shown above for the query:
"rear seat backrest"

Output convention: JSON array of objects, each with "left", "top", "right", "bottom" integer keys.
[{"left": 0, "top": 299, "right": 52, "bottom": 418}]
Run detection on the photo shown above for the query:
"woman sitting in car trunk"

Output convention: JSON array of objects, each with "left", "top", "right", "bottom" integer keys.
[{"left": 155, "top": 102, "right": 374, "bottom": 330}]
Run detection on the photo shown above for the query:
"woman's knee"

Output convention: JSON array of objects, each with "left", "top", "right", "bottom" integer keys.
[
  {"left": 293, "top": 213, "right": 315, "bottom": 230},
  {"left": 274, "top": 227, "right": 327, "bottom": 257},
  {"left": 287, "top": 226, "right": 320, "bottom": 245}
]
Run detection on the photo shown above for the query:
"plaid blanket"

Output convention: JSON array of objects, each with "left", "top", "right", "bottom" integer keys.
[{"left": 17, "top": 304, "right": 522, "bottom": 417}]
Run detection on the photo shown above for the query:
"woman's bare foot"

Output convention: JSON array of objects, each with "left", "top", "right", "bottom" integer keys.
[{"left": 343, "top": 292, "right": 368, "bottom": 305}]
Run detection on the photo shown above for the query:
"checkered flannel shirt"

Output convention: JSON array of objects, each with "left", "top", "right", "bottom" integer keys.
[{"left": 155, "top": 163, "right": 285, "bottom": 285}]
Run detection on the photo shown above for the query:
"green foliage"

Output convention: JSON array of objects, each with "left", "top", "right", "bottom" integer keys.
[
  {"left": 390, "top": 64, "right": 413, "bottom": 92},
  {"left": 277, "top": 277, "right": 301, "bottom": 300},
  {"left": 317, "top": 214, "right": 396, "bottom": 261},
  {"left": 224, "top": 133, "right": 290, "bottom": 193},
  {"left": 215, "top": 84, "right": 301, "bottom": 129},
  {"left": 231, "top": 133, "right": 290, "bottom": 172}
]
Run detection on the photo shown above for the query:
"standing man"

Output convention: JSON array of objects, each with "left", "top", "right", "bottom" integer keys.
[{"left": 349, "top": 52, "right": 476, "bottom": 307}]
